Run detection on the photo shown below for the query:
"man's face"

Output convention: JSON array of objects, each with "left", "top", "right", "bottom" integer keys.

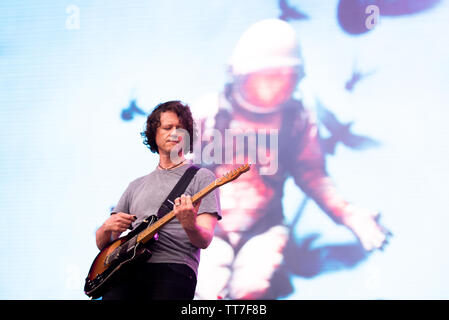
[
  {"left": 155, "top": 111, "right": 185, "bottom": 156},
  {"left": 237, "top": 66, "right": 299, "bottom": 109}
]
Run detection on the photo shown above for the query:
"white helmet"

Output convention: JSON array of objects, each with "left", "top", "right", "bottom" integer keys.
[{"left": 228, "top": 19, "right": 303, "bottom": 76}]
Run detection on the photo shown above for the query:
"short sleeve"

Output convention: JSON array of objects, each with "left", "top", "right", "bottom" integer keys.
[{"left": 189, "top": 168, "right": 222, "bottom": 220}]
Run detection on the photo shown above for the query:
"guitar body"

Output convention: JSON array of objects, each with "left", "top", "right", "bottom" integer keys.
[{"left": 84, "top": 215, "right": 157, "bottom": 299}]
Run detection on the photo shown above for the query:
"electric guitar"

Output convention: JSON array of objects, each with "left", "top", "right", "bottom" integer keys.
[{"left": 84, "top": 164, "right": 251, "bottom": 298}]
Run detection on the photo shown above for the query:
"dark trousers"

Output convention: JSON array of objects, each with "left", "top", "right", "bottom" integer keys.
[{"left": 102, "top": 263, "right": 197, "bottom": 300}]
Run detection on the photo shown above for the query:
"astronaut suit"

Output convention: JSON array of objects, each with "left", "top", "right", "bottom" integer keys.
[{"left": 191, "top": 19, "right": 387, "bottom": 300}]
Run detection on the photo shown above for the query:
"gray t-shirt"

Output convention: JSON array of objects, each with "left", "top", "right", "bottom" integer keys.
[{"left": 111, "top": 163, "right": 221, "bottom": 276}]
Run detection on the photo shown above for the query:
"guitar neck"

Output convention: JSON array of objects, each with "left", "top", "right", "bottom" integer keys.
[{"left": 136, "top": 180, "right": 217, "bottom": 244}]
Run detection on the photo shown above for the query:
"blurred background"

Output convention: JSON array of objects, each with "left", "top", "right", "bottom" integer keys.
[{"left": 0, "top": 0, "right": 448, "bottom": 299}]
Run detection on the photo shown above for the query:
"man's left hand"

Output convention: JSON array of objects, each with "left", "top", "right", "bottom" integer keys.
[{"left": 174, "top": 194, "right": 200, "bottom": 231}]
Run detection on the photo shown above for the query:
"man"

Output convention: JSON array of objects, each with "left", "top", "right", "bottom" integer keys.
[
  {"left": 96, "top": 100, "right": 221, "bottom": 300},
  {"left": 192, "top": 19, "right": 389, "bottom": 299}
]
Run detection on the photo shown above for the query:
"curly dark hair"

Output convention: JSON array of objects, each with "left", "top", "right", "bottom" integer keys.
[{"left": 141, "top": 100, "right": 196, "bottom": 154}]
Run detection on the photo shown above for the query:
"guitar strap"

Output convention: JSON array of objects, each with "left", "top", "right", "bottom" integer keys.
[{"left": 156, "top": 165, "right": 200, "bottom": 219}]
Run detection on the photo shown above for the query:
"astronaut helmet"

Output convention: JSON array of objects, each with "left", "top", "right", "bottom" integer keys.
[{"left": 228, "top": 18, "right": 304, "bottom": 113}]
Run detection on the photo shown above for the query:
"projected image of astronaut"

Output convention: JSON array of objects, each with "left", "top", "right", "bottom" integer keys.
[{"left": 191, "top": 19, "right": 390, "bottom": 300}]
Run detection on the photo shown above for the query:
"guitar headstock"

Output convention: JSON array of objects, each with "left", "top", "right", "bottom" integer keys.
[{"left": 215, "top": 164, "right": 251, "bottom": 187}]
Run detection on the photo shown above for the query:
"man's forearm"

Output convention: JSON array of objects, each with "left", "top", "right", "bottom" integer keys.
[
  {"left": 183, "top": 223, "right": 214, "bottom": 249},
  {"left": 95, "top": 224, "right": 120, "bottom": 250},
  {"left": 174, "top": 194, "right": 218, "bottom": 249},
  {"left": 180, "top": 212, "right": 217, "bottom": 249}
]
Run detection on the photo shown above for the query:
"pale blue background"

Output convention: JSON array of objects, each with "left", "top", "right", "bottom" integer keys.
[{"left": 0, "top": 1, "right": 448, "bottom": 299}]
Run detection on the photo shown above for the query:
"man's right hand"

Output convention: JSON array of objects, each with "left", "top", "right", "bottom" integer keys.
[
  {"left": 96, "top": 212, "right": 137, "bottom": 250},
  {"left": 103, "top": 212, "right": 137, "bottom": 233}
]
